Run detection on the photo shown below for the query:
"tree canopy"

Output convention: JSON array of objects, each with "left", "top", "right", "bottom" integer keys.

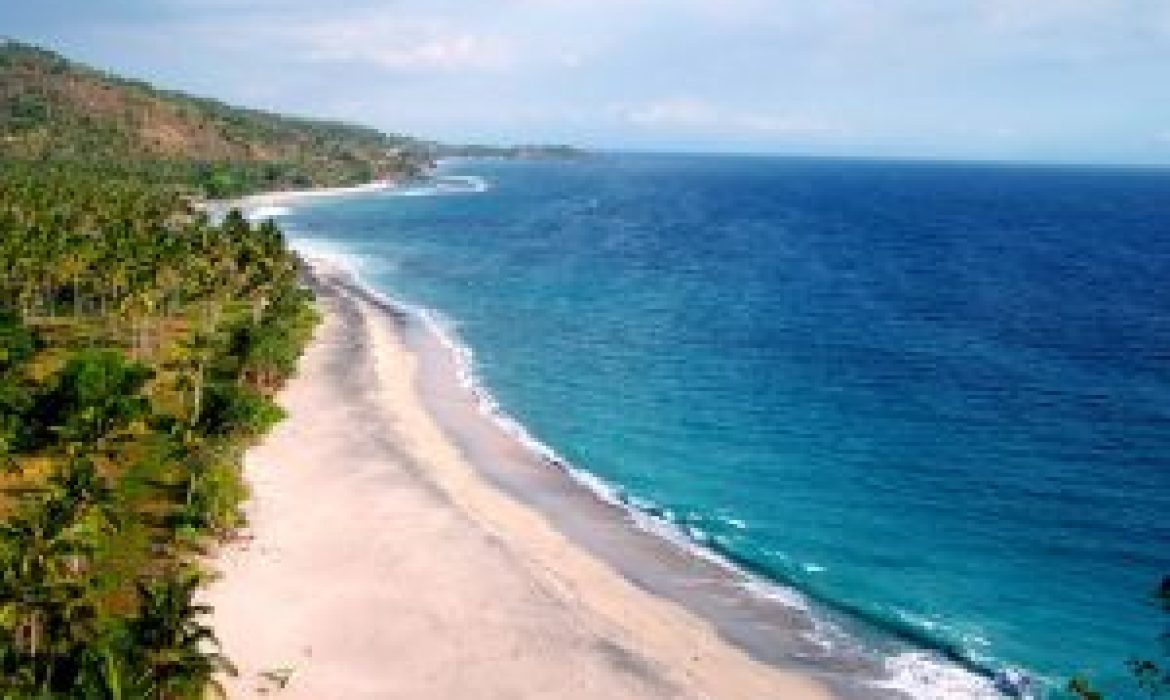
[{"left": 0, "top": 155, "right": 317, "bottom": 698}]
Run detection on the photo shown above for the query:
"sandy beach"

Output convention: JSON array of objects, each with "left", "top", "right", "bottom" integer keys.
[
  {"left": 201, "top": 182, "right": 398, "bottom": 223},
  {"left": 204, "top": 259, "right": 832, "bottom": 699}
]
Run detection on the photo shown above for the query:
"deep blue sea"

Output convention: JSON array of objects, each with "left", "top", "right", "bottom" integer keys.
[{"left": 274, "top": 154, "right": 1170, "bottom": 698}]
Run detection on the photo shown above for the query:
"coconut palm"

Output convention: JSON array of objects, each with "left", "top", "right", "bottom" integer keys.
[
  {"left": 0, "top": 152, "right": 316, "bottom": 699},
  {"left": 132, "top": 570, "right": 236, "bottom": 697}
]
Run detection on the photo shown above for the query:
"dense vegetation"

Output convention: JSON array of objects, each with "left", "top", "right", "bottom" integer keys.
[
  {"left": 0, "top": 160, "right": 317, "bottom": 696},
  {"left": 0, "top": 40, "right": 431, "bottom": 197},
  {"left": 0, "top": 38, "right": 593, "bottom": 698}
]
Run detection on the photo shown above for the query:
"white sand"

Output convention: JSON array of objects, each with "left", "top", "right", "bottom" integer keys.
[
  {"left": 237, "top": 182, "right": 394, "bottom": 208},
  {"left": 204, "top": 264, "right": 832, "bottom": 699},
  {"left": 199, "top": 182, "right": 396, "bottom": 223}
]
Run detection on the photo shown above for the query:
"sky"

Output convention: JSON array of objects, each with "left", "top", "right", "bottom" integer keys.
[{"left": 4, "top": 0, "right": 1170, "bottom": 165}]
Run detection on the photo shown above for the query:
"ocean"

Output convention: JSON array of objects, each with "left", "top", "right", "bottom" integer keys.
[{"left": 267, "top": 153, "right": 1170, "bottom": 698}]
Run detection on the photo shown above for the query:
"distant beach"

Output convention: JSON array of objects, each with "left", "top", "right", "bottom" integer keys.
[
  {"left": 205, "top": 181, "right": 398, "bottom": 222},
  {"left": 203, "top": 256, "right": 832, "bottom": 699}
]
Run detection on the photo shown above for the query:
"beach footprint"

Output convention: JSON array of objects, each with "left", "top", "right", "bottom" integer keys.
[{"left": 256, "top": 667, "right": 295, "bottom": 694}]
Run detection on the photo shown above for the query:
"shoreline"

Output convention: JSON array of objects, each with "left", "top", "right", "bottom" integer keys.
[
  {"left": 235, "top": 180, "right": 398, "bottom": 207},
  {"left": 200, "top": 181, "right": 400, "bottom": 222},
  {"left": 204, "top": 258, "right": 835, "bottom": 698},
  {"left": 213, "top": 177, "right": 1008, "bottom": 699}
]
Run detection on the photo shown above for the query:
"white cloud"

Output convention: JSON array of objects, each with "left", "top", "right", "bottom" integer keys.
[
  {"left": 623, "top": 98, "right": 840, "bottom": 138},
  {"left": 294, "top": 18, "right": 514, "bottom": 72},
  {"left": 977, "top": 0, "right": 1121, "bottom": 34},
  {"left": 57, "top": 0, "right": 1170, "bottom": 161},
  {"left": 625, "top": 98, "right": 717, "bottom": 127},
  {"left": 557, "top": 50, "right": 584, "bottom": 68}
]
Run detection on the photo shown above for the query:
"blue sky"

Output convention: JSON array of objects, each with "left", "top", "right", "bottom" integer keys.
[{"left": 5, "top": 0, "right": 1170, "bottom": 164}]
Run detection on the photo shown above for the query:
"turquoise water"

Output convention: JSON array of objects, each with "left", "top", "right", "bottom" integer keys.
[{"left": 276, "top": 154, "right": 1170, "bottom": 697}]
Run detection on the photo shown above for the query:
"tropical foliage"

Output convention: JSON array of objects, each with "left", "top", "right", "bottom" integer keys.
[
  {"left": 0, "top": 37, "right": 583, "bottom": 698},
  {"left": 0, "top": 40, "right": 432, "bottom": 197},
  {"left": 0, "top": 162, "right": 317, "bottom": 697}
]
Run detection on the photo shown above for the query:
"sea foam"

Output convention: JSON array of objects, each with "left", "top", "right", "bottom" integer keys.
[
  {"left": 374, "top": 278, "right": 1008, "bottom": 700},
  {"left": 283, "top": 176, "right": 1011, "bottom": 700},
  {"left": 245, "top": 205, "right": 292, "bottom": 221},
  {"left": 389, "top": 175, "right": 491, "bottom": 198},
  {"left": 879, "top": 652, "right": 1005, "bottom": 700}
]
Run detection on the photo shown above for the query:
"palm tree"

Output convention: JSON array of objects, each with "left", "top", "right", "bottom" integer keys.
[
  {"left": 58, "top": 242, "right": 93, "bottom": 319},
  {"left": 174, "top": 331, "right": 215, "bottom": 425},
  {"left": 132, "top": 570, "right": 236, "bottom": 697},
  {"left": 0, "top": 485, "right": 99, "bottom": 688},
  {"left": 0, "top": 156, "right": 315, "bottom": 699}
]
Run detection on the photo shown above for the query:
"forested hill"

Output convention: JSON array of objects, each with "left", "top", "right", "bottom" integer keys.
[
  {"left": 0, "top": 40, "right": 432, "bottom": 196},
  {"left": 0, "top": 39, "right": 346, "bottom": 697}
]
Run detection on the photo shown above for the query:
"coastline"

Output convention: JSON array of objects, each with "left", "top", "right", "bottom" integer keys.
[
  {"left": 234, "top": 181, "right": 398, "bottom": 207},
  {"left": 204, "top": 257, "right": 834, "bottom": 698}
]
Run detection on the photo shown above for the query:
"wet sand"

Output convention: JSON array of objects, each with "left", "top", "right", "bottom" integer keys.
[{"left": 204, "top": 259, "right": 833, "bottom": 699}]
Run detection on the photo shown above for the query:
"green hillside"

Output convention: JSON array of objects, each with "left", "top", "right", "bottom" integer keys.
[
  {"left": 0, "top": 40, "right": 432, "bottom": 197},
  {"left": 0, "top": 42, "right": 347, "bottom": 697}
]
